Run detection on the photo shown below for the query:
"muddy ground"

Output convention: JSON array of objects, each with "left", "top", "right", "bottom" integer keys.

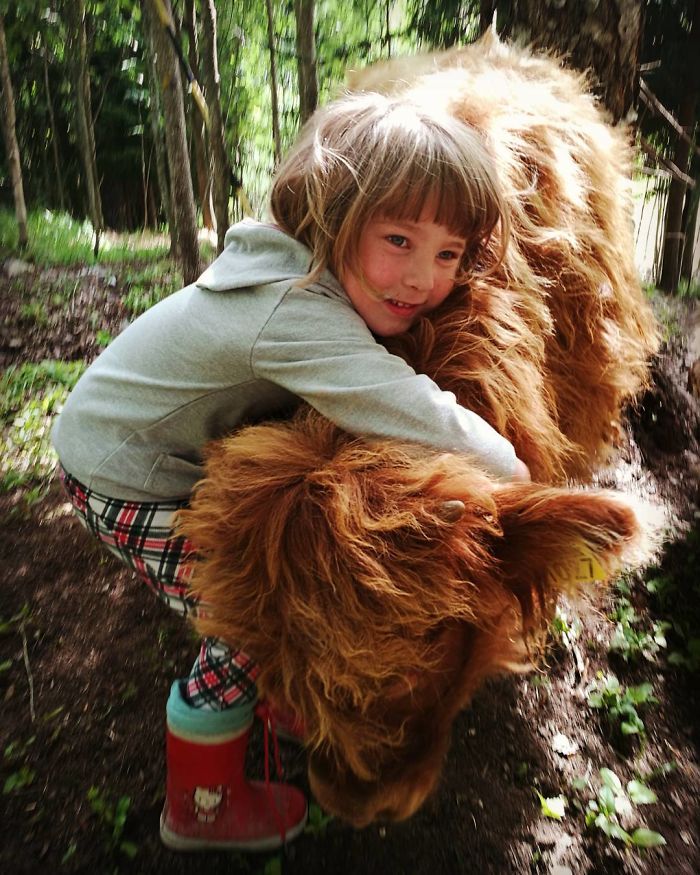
[{"left": 1, "top": 260, "right": 699, "bottom": 875}]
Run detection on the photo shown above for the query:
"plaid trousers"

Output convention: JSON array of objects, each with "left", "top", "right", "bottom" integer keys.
[{"left": 59, "top": 468, "right": 259, "bottom": 710}]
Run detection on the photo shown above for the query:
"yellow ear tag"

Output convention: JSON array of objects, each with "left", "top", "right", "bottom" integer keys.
[
  {"left": 574, "top": 546, "right": 607, "bottom": 583},
  {"left": 552, "top": 544, "right": 608, "bottom": 586}
]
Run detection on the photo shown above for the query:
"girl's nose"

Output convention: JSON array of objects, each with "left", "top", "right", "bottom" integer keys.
[{"left": 404, "top": 256, "right": 434, "bottom": 295}]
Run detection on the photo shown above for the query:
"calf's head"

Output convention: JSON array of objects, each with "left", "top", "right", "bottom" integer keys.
[{"left": 179, "top": 411, "right": 647, "bottom": 826}]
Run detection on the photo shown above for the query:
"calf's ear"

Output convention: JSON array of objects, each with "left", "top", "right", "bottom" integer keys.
[{"left": 490, "top": 484, "right": 657, "bottom": 633}]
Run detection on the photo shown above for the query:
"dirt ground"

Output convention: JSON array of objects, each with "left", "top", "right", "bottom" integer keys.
[{"left": 1, "top": 261, "right": 699, "bottom": 875}]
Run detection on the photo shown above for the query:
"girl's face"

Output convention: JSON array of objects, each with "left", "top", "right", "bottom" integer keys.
[{"left": 342, "top": 210, "right": 467, "bottom": 337}]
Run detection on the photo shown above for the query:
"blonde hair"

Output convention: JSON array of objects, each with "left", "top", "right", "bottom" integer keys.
[{"left": 269, "top": 91, "right": 509, "bottom": 288}]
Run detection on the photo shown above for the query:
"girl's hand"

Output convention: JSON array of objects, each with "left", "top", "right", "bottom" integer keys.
[{"left": 512, "top": 458, "right": 531, "bottom": 482}]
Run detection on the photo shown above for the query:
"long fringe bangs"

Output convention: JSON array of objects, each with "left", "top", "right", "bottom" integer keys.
[
  {"left": 271, "top": 92, "right": 508, "bottom": 286},
  {"left": 345, "top": 103, "right": 509, "bottom": 279}
]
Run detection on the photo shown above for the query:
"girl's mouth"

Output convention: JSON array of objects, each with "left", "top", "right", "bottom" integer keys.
[{"left": 384, "top": 299, "right": 419, "bottom": 316}]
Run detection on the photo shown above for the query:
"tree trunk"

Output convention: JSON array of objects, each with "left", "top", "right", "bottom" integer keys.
[
  {"left": 43, "top": 48, "right": 66, "bottom": 212},
  {"left": 479, "top": 0, "right": 497, "bottom": 34},
  {"left": 65, "top": 0, "right": 104, "bottom": 256},
  {"left": 0, "top": 14, "right": 28, "bottom": 249},
  {"left": 148, "top": 0, "right": 201, "bottom": 283},
  {"left": 499, "top": 0, "right": 643, "bottom": 123},
  {"left": 141, "top": 0, "right": 173, "bottom": 235},
  {"left": 294, "top": 0, "right": 318, "bottom": 125},
  {"left": 659, "top": 92, "right": 698, "bottom": 291},
  {"left": 680, "top": 173, "right": 699, "bottom": 282},
  {"left": 200, "top": 0, "right": 231, "bottom": 252},
  {"left": 183, "top": 0, "right": 213, "bottom": 230},
  {"left": 659, "top": 0, "right": 700, "bottom": 292},
  {"left": 264, "top": 0, "right": 282, "bottom": 164}
]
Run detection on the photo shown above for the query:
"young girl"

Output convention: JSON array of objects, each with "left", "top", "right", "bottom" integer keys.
[{"left": 52, "top": 90, "right": 529, "bottom": 853}]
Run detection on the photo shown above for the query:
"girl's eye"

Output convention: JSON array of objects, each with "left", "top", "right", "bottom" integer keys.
[
  {"left": 438, "top": 250, "right": 461, "bottom": 261},
  {"left": 386, "top": 235, "right": 408, "bottom": 248}
]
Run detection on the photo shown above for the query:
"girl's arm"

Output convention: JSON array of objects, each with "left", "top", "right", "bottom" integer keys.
[{"left": 252, "top": 287, "right": 518, "bottom": 480}]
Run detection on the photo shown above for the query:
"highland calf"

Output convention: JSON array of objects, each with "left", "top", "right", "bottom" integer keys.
[{"left": 178, "top": 35, "right": 659, "bottom": 826}]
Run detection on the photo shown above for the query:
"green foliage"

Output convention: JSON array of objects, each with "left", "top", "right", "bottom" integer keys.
[
  {"left": 408, "top": 0, "right": 480, "bottom": 48},
  {"left": 644, "top": 532, "right": 700, "bottom": 671},
  {"left": 0, "top": 209, "right": 169, "bottom": 265},
  {"left": 583, "top": 768, "right": 665, "bottom": 849},
  {"left": 551, "top": 606, "right": 582, "bottom": 650},
  {"left": 536, "top": 791, "right": 567, "bottom": 820},
  {"left": 118, "top": 259, "right": 181, "bottom": 316},
  {"left": 677, "top": 278, "right": 700, "bottom": 299},
  {"left": 586, "top": 672, "right": 657, "bottom": 737},
  {"left": 86, "top": 786, "right": 138, "bottom": 860},
  {"left": 608, "top": 596, "right": 670, "bottom": 662},
  {"left": 3, "top": 725, "right": 37, "bottom": 795},
  {"left": 3, "top": 765, "right": 36, "bottom": 794},
  {"left": 0, "top": 359, "right": 85, "bottom": 492},
  {"left": 304, "top": 802, "right": 334, "bottom": 837}
]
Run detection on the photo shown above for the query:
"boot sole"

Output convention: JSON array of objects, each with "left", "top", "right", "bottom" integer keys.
[{"left": 159, "top": 805, "right": 308, "bottom": 853}]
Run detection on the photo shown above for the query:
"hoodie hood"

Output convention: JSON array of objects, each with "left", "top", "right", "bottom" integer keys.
[{"left": 196, "top": 219, "right": 346, "bottom": 300}]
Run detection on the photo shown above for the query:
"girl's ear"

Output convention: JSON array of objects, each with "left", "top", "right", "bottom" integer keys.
[{"left": 489, "top": 484, "right": 656, "bottom": 632}]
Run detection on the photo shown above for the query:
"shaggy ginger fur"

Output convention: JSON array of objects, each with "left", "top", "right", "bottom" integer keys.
[
  {"left": 364, "top": 33, "right": 659, "bottom": 481},
  {"left": 179, "top": 36, "right": 659, "bottom": 826},
  {"left": 181, "top": 412, "right": 648, "bottom": 825}
]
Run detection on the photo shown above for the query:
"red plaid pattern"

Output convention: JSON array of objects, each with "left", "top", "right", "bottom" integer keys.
[{"left": 59, "top": 468, "right": 259, "bottom": 709}]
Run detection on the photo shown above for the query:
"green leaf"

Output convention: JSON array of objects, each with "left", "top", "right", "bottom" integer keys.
[
  {"left": 630, "top": 828, "right": 667, "bottom": 847},
  {"left": 536, "top": 792, "right": 566, "bottom": 820},
  {"left": 264, "top": 857, "right": 282, "bottom": 875},
  {"left": 587, "top": 691, "right": 604, "bottom": 708},
  {"left": 626, "top": 683, "right": 654, "bottom": 704},
  {"left": 60, "top": 841, "right": 77, "bottom": 864},
  {"left": 608, "top": 823, "right": 632, "bottom": 844},
  {"left": 598, "top": 785, "right": 617, "bottom": 816},
  {"left": 600, "top": 769, "right": 623, "bottom": 793},
  {"left": 621, "top": 719, "right": 642, "bottom": 735},
  {"left": 627, "top": 780, "right": 657, "bottom": 805},
  {"left": 120, "top": 840, "right": 138, "bottom": 859}
]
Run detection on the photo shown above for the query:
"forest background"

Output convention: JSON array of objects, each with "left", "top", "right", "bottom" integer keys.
[{"left": 1, "top": 0, "right": 699, "bottom": 292}]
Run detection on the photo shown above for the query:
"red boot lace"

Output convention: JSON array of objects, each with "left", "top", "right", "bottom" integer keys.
[{"left": 255, "top": 701, "right": 290, "bottom": 846}]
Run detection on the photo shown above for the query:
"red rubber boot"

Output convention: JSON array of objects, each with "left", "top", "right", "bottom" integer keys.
[{"left": 160, "top": 685, "right": 307, "bottom": 852}]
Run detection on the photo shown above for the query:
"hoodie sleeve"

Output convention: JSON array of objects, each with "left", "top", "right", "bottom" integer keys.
[{"left": 251, "top": 285, "right": 516, "bottom": 480}]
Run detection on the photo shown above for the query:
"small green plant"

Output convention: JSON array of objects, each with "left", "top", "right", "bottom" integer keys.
[
  {"left": 263, "top": 856, "right": 282, "bottom": 875},
  {"left": 19, "top": 300, "right": 49, "bottom": 327},
  {"left": 95, "top": 329, "right": 113, "bottom": 347},
  {"left": 86, "top": 786, "right": 138, "bottom": 860},
  {"left": 3, "top": 729, "right": 37, "bottom": 794},
  {"left": 586, "top": 672, "right": 657, "bottom": 737},
  {"left": 677, "top": 277, "right": 700, "bottom": 299},
  {"left": 3, "top": 765, "right": 36, "bottom": 794},
  {"left": 536, "top": 791, "right": 567, "bottom": 820},
  {"left": 583, "top": 768, "right": 665, "bottom": 848},
  {"left": 304, "top": 802, "right": 334, "bottom": 837},
  {"left": 121, "top": 281, "right": 171, "bottom": 317},
  {"left": 551, "top": 606, "right": 582, "bottom": 650},
  {"left": 608, "top": 597, "right": 669, "bottom": 662},
  {"left": 1, "top": 359, "right": 85, "bottom": 492}
]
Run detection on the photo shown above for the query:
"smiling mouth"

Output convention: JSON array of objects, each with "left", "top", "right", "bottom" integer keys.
[{"left": 385, "top": 299, "right": 419, "bottom": 311}]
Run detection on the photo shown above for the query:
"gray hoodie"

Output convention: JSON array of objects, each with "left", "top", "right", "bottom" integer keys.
[{"left": 52, "top": 220, "right": 515, "bottom": 501}]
